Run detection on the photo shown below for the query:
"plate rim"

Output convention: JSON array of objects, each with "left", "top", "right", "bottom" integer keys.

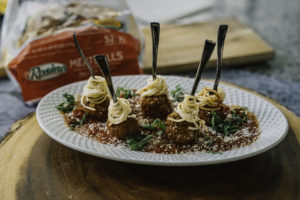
[{"left": 36, "top": 75, "right": 289, "bottom": 166}]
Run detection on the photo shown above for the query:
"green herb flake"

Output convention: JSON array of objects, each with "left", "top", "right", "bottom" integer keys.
[
  {"left": 116, "top": 87, "right": 136, "bottom": 99},
  {"left": 125, "top": 135, "right": 153, "bottom": 151},
  {"left": 140, "top": 118, "right": 166, "bottom": 133},
  {"left": 69, "top": 112, "right": 89, "bottom": 130},
  {"left": 140, "top": 124, "right": 154, "bottom": 129},
  {"left": 156, "top": 130, "right": 164, "bottom": 136},
  {"left": 170, "top": 85, "right": 185, "bottom": 102},
  {"left": 211, "top": 108, "right": 247, "bottom": 136},
  {"left": 203, "top": 134, "right": 214, "bottom": 146},
  {"left": 79, "top": 112, "right": 89, "bottom": 126},
  {"left": 56, "top": 93, "right": 75, "bottom": 113}
]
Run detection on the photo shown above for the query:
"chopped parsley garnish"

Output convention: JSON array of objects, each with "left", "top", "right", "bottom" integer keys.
[
  {"left": 116, "top": 87, "right": 136, "bottom": 99},
  {"left": 203, "top": 134, "right": 214, "bottom": 146},
  {"left": 69, "top": 112, "right": 89, "bottom": 130},
  {"left": 56, "top": 93, "right": 75, "bottom": 113},
  {"left": 140, "top": 118, "right": 166, "bottom": 135},
  {"left": 125, "top": 134, "right": 153, "bottom": 151},
  {"left": 170, "top": 85, "right": 185, "bottom": 102},
  {"left": 211, "top": 108, "right": 247, "bottom": 136},
  {"left": 156, "top": 130, "right": 164, "bottom": 135}
]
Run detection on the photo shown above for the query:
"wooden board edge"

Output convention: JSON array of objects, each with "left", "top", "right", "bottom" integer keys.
[
  {"left": 142, "top": 50, "right": 275, "bottom": 74},
  {"left": 142, "top": 17, "right": 275, "bottom": 72}
]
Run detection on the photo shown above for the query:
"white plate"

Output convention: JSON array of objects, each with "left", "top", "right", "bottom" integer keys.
[{"left": 37, "top": 75, "right": 289, "bottom": 166}]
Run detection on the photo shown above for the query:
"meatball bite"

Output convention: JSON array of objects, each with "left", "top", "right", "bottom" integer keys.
[
  {"left": 141, "top": 95, "right": 172, "bottom": 119},
  {"left": 107, "top": 97, "right": 140, "bottom": 139},
  {"left": 165, "top": 112, "right": 196, "bottom": 144},
  {"left": 107, "top": 118, "right": 140, "bottom": 139},
  {"left": 80, "top": 75, "right": 110, "bottom": 121},
  {"left": 82, "top": 97, "right": 109, "bottom": 121},
  {"left": 138, "top": 76, "right": 172, "bottom": 119}
]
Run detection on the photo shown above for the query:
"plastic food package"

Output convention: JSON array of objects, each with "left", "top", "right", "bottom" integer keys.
[{"left": 1, "top": 0, "right": 143, "bottom": 103}]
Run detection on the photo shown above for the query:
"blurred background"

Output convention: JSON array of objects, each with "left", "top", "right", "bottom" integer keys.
[{"left": 0, "top": 0, "right": 299, "bottom": 138}]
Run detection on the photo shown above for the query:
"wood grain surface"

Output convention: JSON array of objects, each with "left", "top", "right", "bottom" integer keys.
[
  {"left": 0, "top": 82, "right": 299, "bottom": 200},
  {"left": 142, "top": 18, "right": 274, "bottom": 73}
]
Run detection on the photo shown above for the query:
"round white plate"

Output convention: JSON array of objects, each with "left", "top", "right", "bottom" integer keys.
[{"left": 37, "top": 75, "right": 289, "bottom": 166}]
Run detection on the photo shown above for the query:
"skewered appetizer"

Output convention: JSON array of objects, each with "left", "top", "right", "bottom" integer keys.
[
  {"left": 106, "top": 97, "right": 139, "bottom": 139},
  {"left": 57, "top": 76, "right": 109, "bottom": 131},
  {"left": 94, "top": 54, "right": 140, "bottom": 139},
  {"left": 166, "top": 95, "right": 204, "bottom": 144},
  {"left": 138, "top": 76, "right": 172, "bottom": 119},
  {"left": 196, "top": 24, "right": 234, "bottom": 127},
  {"left": 195, "top": 25, "right": 252, "bottom": 137},
  {"left": 72, "top": 32, "right": 109, "bottom": 121},
  {"left": 165, "top": 39, "right": 216, "bottom": 144},
  {"left": 138, "top": 22, "right": 172, "bottom": 119},
  {"left": 80, "top": 76, "right": 110, "bottom": 121},
  {"left": 196, "top": 87, "right": 229, "bottom": 125}
]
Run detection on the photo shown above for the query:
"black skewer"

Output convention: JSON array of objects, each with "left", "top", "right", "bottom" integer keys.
[
  {"left": 73, "top": 32, "right": 95, "bottom": 79},
  {"left": 150, "top": 22, "right": 160, "bottom": 80},
  {"left": 213, "top": 24, "right": 228, "bottom": 91},
  {"left": 94, "top": 55, "right": 117, "bottom": 103},
  {"left": 191, "top": 40, "right": 216, "bottom": 96}
]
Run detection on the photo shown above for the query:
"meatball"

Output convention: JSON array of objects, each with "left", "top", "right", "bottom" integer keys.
[
  {"left": 141, "top": 95, "right": 172, "bottom": 119},
  {"left": 107, "top": 118, "right": 140, "bottom": 139},
  {"left": 198, "top": 104, "right": 230, "bottom": 126},
  {"left": 165, "top": 112, "right": 196, "bottom": 144},
  {"left": 82, "top": 98, "right": 109, "bottom": 121}
]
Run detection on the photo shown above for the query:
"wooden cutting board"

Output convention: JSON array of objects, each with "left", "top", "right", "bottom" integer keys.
[
  {"left": 142, "top": 18, "right": 274, "bottom": 73},
  {"left": 0, "top": 81, "right": 299, "bottom": 200}
]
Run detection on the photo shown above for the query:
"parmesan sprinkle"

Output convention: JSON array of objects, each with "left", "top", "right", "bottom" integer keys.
[
  {"left": 64, "top": 95, "right": 260, "bottom": 154},
  {"left": 137, "top": 76, "right": 168, "bottom": 97},
  {"left": 108, "top": 98, "right": 135, "bottom": 124},
  {"left": 196, "top": 87, "right": 225, "bottom": 110},
  {"left": 81, "top": 76, "right": 109, "bottom": 111}
]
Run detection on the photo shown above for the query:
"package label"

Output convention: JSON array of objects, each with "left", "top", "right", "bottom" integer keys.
[{"left": 9, "top": 26, "right": 141, "bottom": 102}]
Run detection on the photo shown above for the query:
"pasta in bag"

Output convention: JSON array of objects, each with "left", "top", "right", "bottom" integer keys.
[{"left": 1, "top": 0, "right": 143, "bottom": 103}]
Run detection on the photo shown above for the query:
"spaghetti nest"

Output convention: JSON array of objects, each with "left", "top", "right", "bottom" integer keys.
[
  {"left": 137, "top": 76, "right": 168, "bottom": 97},
  {"left": 81, "top": 76, "right": 109, "bottom": 111},
  {"left": 108, "top": 98, "right": 135, "bottom": 125},
  {"left": 168, "top": 95, "right": 205, "bottom": 130},
  {"left": 196, "top": 87, "right": 225, "bottom": 111}
]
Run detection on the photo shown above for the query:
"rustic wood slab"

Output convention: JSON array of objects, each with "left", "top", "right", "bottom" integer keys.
[
  {"left": 0, "top": 82, "right": 299, "bottom": 200},
  {"left": 142, "top": 18, "right": 274, "bottom": 73}
]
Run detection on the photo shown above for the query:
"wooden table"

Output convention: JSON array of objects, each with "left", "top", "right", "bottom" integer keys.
[{"left": 0, "top": 82, "right": 299, "bottom": 200}]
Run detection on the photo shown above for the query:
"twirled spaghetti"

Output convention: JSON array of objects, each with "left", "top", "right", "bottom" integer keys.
[
  {"left": 196, "top": 87, "right": 225, "bottom": 111},
  {"left": 108, "top": 98, "right": 135, "bottom": 124},
  {"left": 168, "top": 94, "right": 204, "bottom": 130},
  {"left": 81, "top": 76, "right": 109, "bottom": 111},
  {"left": 137, "top": 76, "right": 168, "bottom": 97}
]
